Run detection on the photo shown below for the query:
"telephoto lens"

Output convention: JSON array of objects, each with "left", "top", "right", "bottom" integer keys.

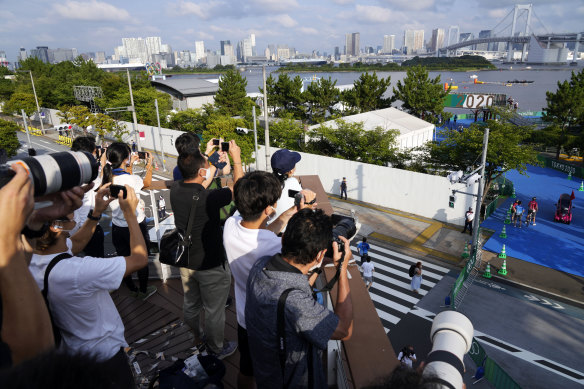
[
  {"left": 423, "top": 311, "right": 474, "bottom": 389},
  {"left": 0, "top": 151, "right": 98, "bottom": 197}
]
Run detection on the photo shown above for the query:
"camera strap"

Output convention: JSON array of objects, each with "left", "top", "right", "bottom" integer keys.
[
  {"left": 42, "top": 253, "right": 73, "bottom": 346},
  {"left": 313, "top": 263, "right": 343, "bottom": 295},
  {"left": 277, "top": 288, "right": 314, "bottom": 389}
]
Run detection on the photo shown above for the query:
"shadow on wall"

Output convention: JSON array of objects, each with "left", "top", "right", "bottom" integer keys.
[
  {"left": 434, "top": 208, "right": 449, "bottom": 225},
  {"left": 331, "top": 178, "right": 341, "bottom": 196}
]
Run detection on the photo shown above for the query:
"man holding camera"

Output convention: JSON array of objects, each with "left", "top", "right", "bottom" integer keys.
[
  {"left": 245, "top": 209, "right": 353, "bottom": 389},
  {"left": 170, "top": 140, "right": 243, "bottom": 359},
  {"left": 224, "top": 171, "right": 317, "bottom": 388}
]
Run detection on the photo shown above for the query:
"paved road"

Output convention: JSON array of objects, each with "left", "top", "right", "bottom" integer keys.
[{"left": 350, "top": 241, "right": 451, "bottom": 333}]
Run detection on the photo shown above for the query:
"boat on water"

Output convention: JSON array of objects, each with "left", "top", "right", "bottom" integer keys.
[{"left": 506, "top": 80, "right": 534, "bottom": 84}]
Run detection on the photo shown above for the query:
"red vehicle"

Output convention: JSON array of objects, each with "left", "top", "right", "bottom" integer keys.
[{"left": 554, "top": 193, "right": 573, "bottom": 224}]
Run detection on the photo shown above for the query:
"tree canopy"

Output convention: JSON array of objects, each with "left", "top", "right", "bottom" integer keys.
[
  {"left": 341, "top": 72, "right": 391, "bottom": 113},
  {"left": 304, "top": 77, "right": 340, "bottom": 123},
  {"left": 0, "top": 119, "right": 21, "bottom": 157},
  {"left": 214, "top": 70, "right": 251, "bottom": 117},
  {"left": 261, "top": 74, "right": 305, "bottom": 119},
  {"left": 424, "top": 112, "right": 538, "bottom": 206},
  {"left": 393, "top": 65, "right": 448, "bottom": 124}
]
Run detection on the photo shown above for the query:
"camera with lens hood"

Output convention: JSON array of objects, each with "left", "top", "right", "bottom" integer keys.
[
  {"left": 0, "top": 151, "right": 99, "bottom": 197},
  {"left": 422, "top": 311, "right": 474, "bottom": 389}
]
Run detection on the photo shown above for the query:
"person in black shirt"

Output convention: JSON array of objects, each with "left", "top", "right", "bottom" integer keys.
[{"left": 170, "top": 140, "right": 244, "bottom": 360}]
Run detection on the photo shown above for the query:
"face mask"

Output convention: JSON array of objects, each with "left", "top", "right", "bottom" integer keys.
[
  {"left": 200, "top": 168, "right": 211, "bottom": 180},
  {"left": 308, "top": 254, "right": 324, "bottom": 272}
]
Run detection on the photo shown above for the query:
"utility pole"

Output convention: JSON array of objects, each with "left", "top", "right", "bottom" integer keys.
[
  {"left": 21, "top": 110, "right": 32, "bottom": 152},
  {"left": 28, "top": 71, "right": 44, "bottom": 134},
  {"left": 262, "top": 65, "right": 270, "bottom": 170},
  {"left": 126, "top": 69, "right": 141, "bottom": 151},
  {"left": 154, "top": 99, "right": 167, "bottom": 171},
  {"left": 252, "top": 105, "right": 259, "bottom": 171},
  {"left": 471, "top": 128, "right": 489, "bottom": 255}
]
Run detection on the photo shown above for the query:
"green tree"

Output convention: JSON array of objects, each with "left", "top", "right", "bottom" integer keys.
[
  {"left": 261, "top": 74, "right": 305, "bottom": 119},
  {"left": 341, "top": 72, "right": 391, "bottom": 113},
  {"left": 204, "top": 115, "right": 255, "bottom": 165},
  {"left": 97, "top": 87, "right": 172, "bottom": 127},
  {"left": 304, "top": 77, "right": 340, "bottom": 123},
  {"left": 393, "top": 65, "right": 449, "bottom": 124},
  {"left": 58, "top": 105, "right": 92, "bottom": 129},
  {"left": 543, "top": 69, "right": 584, "bottom": 160},
  {"left": 0, "top": 119, "right": 21, "bottom": 157},
  {"left": 306, "top": 119, "right": 399, "bottom": 166},
  {"left": 214, "top": 70, "right": 251, "bottom": 117},
  {"left": 266, "top": 115, "right": 305, "bottom": 150},
  {"left": 168, "top": 108, "right": 208, "bottom": 135},
  {"left": 3, "top": 92, "right": 39, "bottom": 116},
  {"left": 425, "top": 114, "right": 538, "bottom": 207}
]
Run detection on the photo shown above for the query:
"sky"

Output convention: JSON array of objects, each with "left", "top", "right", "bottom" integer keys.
[{"left": 1, "top": 0, "right": 583, "bottom": 62}]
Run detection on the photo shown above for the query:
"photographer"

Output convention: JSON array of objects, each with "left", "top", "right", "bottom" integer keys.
[
  {"left": 223, "top": 171, "right": 317, "bottom": 388},
  {"left": 269, "top": 149, "right": 303, "bottom": 224},
  {"left": 170, "top": 140, "right": 244, "bottom": 359},
  {"left": 397, "top": 345, "right": 417, "bottom": 369},
  {"left": 245, "top": 208, "right": 353, "bottom": 389},
  {"left": 0, "top": 164, "right": 53, "bottom": 367},
  {"left": 101, "top": 142, "right": 156, "bottom": 299},
  {"left": 70, "top": 136, "right": 105, "bottom": 257},
  {"left": 27, "top": 184, "right": 147, "bottom": 387}
]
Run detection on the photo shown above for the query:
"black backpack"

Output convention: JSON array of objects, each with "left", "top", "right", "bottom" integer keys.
[{"left": 408, "top": 264, "right": 416, "bottom": 277}]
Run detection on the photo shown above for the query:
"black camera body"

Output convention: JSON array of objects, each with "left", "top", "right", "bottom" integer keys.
[{"left": 328, "top": 214, "right": 357, "bottom": 256}]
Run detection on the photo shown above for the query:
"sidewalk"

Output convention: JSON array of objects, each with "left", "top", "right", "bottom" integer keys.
[{"left": 329, "top": 196, "right": 584, "bottom": 308}]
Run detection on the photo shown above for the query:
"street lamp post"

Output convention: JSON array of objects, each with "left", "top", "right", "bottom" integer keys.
[
  {"left": 126, "top": 69, "right": 141, "bottom": 151},
  {"left": 470, "top": 128, "right": 489, "bottom": 255},
  {"left": 252, "top": 105, "right": 259, "bottom": 171},
  {"left": 21, "top": 109, "right": 33, "bottom": 152},
  {"left": 262, "top": 65, "right": 270, "bottom": 170},
  {"left": 154, "top": 99, "right": 167, "bottom": 171}
]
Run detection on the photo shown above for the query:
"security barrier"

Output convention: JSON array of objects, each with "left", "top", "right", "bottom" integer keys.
[
  {"left": 57, "top": 135, "right": 73, "bottom": 147},
  {"left": 469, "top": 338, "right": 522, "bottom": 389}
]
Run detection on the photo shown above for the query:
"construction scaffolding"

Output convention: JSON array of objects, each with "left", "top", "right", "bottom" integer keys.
[{"left": 74, "top": 86, "right": 104, "bottom": 113}]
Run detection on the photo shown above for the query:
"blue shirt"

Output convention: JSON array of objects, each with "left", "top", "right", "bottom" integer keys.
[
  {"left": 515, "top": 205, "right": 524, "bottom": 215},
  {"left": 357, "top": 242, "right": 370, "bottom": 255},
  {"left": 173, "top": 166, "right": 183, "bottom": 181}
]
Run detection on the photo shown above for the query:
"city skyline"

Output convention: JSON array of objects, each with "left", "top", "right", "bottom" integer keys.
[{"left": 1, "top": 0, "right": 583, "bottom": 62}]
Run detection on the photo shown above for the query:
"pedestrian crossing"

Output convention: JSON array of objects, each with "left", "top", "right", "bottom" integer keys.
[{"left": 351, "top": 242, "right": 450, "bottom": 333}]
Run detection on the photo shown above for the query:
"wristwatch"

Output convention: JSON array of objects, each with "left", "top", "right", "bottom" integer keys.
[{"left": 87, "top": 209, "right": 101, "bottom": 221}]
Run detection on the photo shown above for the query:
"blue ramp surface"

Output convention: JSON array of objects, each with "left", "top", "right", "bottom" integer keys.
[{"left": 481, "top": 165, "right": 584, "bottom": 278}]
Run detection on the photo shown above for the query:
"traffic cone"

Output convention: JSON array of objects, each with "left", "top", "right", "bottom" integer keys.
[
  {"left": 482, "top": 263, "right": 492, "bottom": 279},
  {"left": 567, "top": 171, "right": 572, "bottom": 180},
  {"left": 504, "top": 213, "right": 511, "bottom": 224},
  {"left": 461, "top": 244, "right": 470, "bottom": 259},
  {"left": 579, "top": 181, "right": 584, "bottom": 192},
  {"left": 498, "top": 259, "right": 508, "bottom": 276},
  {"left": 511, "top": 188, "right": 516, "bottom": 198},
  {"left": 499, "top": 225, "right": 507, "bottom": 238},
  {"left": 498, "top": 244, "right": 507, "bottom": 259},
  {"left": 154, "top": 161, "right": 159, "bottom": 171}
]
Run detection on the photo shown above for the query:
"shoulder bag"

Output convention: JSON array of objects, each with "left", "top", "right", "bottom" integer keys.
[{"left": 159, "top": 191, "right": 200, "bottom": 268}]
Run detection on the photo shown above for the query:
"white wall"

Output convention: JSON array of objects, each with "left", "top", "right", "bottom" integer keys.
[{"left": 257, "top": 146, "right": 477, "bottom": 226}]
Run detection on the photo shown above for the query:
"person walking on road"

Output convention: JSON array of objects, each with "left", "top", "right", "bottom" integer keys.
[
  {"left": 357, "top": 237, "right": 370, "bottom": 259},
  {"left": 361, "top": 256, "right": 374, "bottom": 291},
  {"left": 528, "top": 197, "right": 538, "bottom": 226},
  {"left": 514, "top": 201, "right": 525, "bottom": 228},
  {"left": 461, "top": 207, "right": 474, "bottom": 235},
  {"left": 340, "top": 177, "right": 348, "bottom": 200},
  {"left": 397, "top": 345, "right": 417, "bottom": 369},
  {"left": 410, "top": 262, "right": 423, "bottom": 294}
]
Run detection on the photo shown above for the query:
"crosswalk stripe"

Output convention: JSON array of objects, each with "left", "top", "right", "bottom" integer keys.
[
  {"left": 352, "top": 248, "right": 445, "bottom": 282},
  {"left": 370, "top": 290, "right": 413, "bottom": 313},
  {"left": 373, "top": 305, "right": 401, "bottom": 324},
  {"left": 152, "top": 174, "right": 168, "bottom": 181},
  {"left": 370, "top": 270, "right": 429, "bottom": 295},
  {"left": 362, "top": 242, "right": 450, "bottom": 273}
]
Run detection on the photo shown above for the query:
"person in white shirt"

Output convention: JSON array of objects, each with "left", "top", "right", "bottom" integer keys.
[
  {"left": 223, "top": 171, "right": 317, "bottom": 389},
  {"left": 28, "top": 184, "right": 148, "bottom": 387},
  {"left": 397, "top": 345, "right": 417, "bottom": 369},
  {"left": 71, "top": 136, "right": 104, "bottom": 257},
  {"left": 101, "top": 142, "right": 156, "bottom": 300},
  {"left": 269, "top": 149, "right": 303, "bottom": 225},
  {"left": 361, "top": 256, "right": 375, "bottom": 290},
  {"left": 461, "top": 207, "right": 474, "bottom": 235}
]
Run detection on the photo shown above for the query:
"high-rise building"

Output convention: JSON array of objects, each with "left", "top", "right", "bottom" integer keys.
[
  {"left": 30, "top": 46, "right": 50, "bottom": 63},
  {"left": 250, "top": 34, "right": 256, "bottom": 56},
  {"left": 431, "top": 29, "right": 445, "bottom": 52},
  {"left": 49, "top": 48, "right": 78, "bottom": 63},
  {"left": 383, "top": 35, "right": 395, "bottom": 54},
  {"left": 238, "top": 36, "right": 254, "bottom": 62},
  {"left": 403, "top": 30, "right": 424, "bottom": 54},
  {"left": 477, "top": 30, "right": 491, "bottom": 51},
  {"left": 194, "top": 41, "right": 206, "bottom": 62},
  {"left": 18, "top": 47, "right": 27, "bottom": 62},
  {"left": 345, "top": 32, "right": 360, "bottom": 57},
  {"left": 220, "top": 40, "right": 231, "bottom": 55},
  {"left": 276, "top": 45, "right": 291, "bottom": 60},
  {"left": 145, "top": 37, "right": 162, "bottom": 59},
  {"left": 459, "top": 33, "right": 474, "bottom": 50},
  {"left": 447, "top": 26, "right": 460, "bottom": 47}
]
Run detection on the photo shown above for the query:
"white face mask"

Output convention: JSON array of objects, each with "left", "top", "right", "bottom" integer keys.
[
  {"left": 200, "top": 168, "right": 212, "bottom": 180},
  {"left": 308, "top": 257, "right": 324, "bottom": 272}
]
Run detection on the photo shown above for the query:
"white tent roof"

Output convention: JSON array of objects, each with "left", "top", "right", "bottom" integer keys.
[{"left": 310, "top": 107, "right": 433, "bottom": 135}]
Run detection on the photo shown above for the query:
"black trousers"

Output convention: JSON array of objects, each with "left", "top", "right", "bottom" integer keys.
[
  {"left": 102, "top": 347, "right": 135, "bottom": 388},
  {"left": 82, "top": 225, "right": 105, "bottom": 258},
  {"left": 462, "top": 220, "right": 473, "bottom": 234},
  {"left": 112, "top": 221, "right": 150, "bottom": 293}
]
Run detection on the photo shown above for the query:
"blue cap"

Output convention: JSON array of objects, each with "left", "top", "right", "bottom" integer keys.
[{"left": 271, "top": 149, "right": 301, "bottom": 174}]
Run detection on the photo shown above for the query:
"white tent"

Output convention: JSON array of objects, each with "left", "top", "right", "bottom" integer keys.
[{"left": 310, "top": 107, "right": 435, "bottom": 149}]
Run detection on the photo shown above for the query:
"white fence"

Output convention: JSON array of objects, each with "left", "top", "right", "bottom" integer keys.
[{"left": 256, "top": 146, "right": 477, "bottom": 226}]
